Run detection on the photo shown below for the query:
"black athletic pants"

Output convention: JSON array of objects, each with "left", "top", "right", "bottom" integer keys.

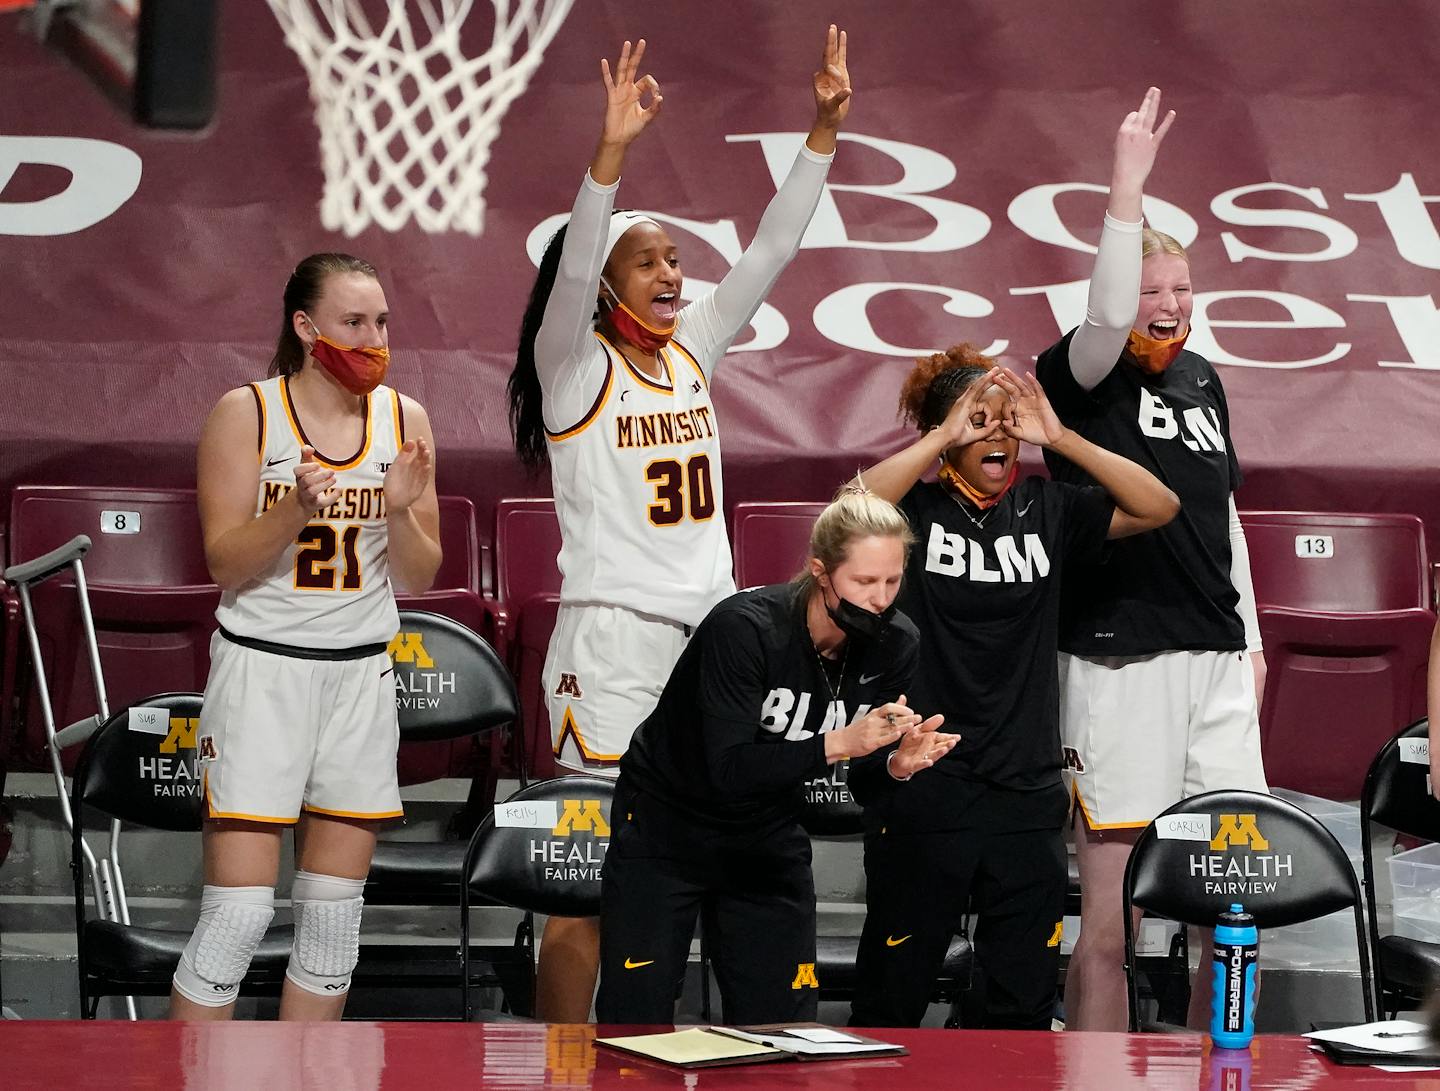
[
  {"left": 595, "top": 787, "right": 818, "bottom": 1025},
  {"left": 850, "top": 824, "right": 1067, "bottom": 1030}
]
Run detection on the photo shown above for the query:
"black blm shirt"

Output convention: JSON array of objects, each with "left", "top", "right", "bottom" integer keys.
[
  {"left": 848, "top": 478, "right": 1112, "bottom": 830},
  {"left": 1037, "top": 331, "right": 1245, "bottom": 656},
  {"left": 620, "top": 582, "right": 919, "bottom": 831}
]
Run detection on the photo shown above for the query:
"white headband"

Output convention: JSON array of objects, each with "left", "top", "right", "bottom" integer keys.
[{"left": 605, "top": 211, "right": 663, "bottom": 261}]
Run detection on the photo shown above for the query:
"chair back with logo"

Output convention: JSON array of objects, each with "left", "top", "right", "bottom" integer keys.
[
  {"left": 390, "top": 609, "right": 518, "bottom": 744},
  {"left": 1241, "top": 510, "right": 1433, "bottom": 798},
  {"left": 459, "top": 775, "right": 614, "bottom": 1018},
  {"left": 731, "top": 502, "right": 826, "bottom": 589},
  {"left": 1122, "top": 789, "right": 1374, "bottom": 1029},
  {"left": 70, "top": 692, "right": 291, "bottom": 1015},
  {"left": 1359, "top": 719, "right": 1440, "bottom": 1011},
  {"left": 394, "top": 496, "right": 496, "bottom": 785}
]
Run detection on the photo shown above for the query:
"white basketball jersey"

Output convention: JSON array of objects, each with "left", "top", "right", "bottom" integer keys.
[
  {"left": 547, "top": 333, "right": 734, "bottom": 627},
  {"left": 215, "top": 376, "right": 403, "bottom": 648}
]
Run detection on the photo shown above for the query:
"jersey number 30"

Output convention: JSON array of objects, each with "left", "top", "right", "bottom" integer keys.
[
  {"left": 645, "top": 454, "right": 715, "bottom": 526},
  {"left": 294, "top": 524, "right": 363, "bottom": 591}
]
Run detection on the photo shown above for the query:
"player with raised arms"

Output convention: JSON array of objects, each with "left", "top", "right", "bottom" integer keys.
[
  {"left": 846, "top": 349, "right": 1177, "bottom": 1029},
  {"left": 170, "top": 253, "right": 441, "bottom": 1021},
  {"left": 507, "top": 27, "right": 853, "bottom": 1021},
  {"left": 1034, "top": 89, "right": 1268, "bottom": 1031}
]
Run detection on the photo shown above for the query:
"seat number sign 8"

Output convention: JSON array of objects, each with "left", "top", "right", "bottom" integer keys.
[
  {"left": 1294, "top": 535, "right": 1334, "bottom": 558},
  {"left": 100, "top": 510, "right": 141, "bottom": 535}
]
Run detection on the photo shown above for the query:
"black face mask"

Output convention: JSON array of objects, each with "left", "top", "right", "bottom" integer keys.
[{"left": 822, "top": 580, "right": 896, "bottom": 645}]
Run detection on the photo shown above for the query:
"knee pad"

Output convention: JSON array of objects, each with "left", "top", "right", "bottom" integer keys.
[
  {"left": 172, "top": 885, "right": 276, "bottom": 1007},
  {"left": 286, "top": 871, "right": 365, "bottom": 997}
]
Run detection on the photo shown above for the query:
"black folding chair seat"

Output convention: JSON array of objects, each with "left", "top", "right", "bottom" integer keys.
[
  {"left": 84, "top": 920, "right": 293, "bottom": 985},
  {"left": 1376, "top": 934, "right": 1440, "bottom": 997},
  {"left": 71, "top": 692, "right": 294, "bottom": 1015},
  {"left": 365, "top": 841, "right": 468, "bottom": 904},
  {"left": 1360, "top": 719, "right": 1440, "bottom": 1014}
]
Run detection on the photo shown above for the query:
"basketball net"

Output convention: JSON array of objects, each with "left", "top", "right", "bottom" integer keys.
[{"left": 266, "top": 0, "right": 574, "bottom": 236}]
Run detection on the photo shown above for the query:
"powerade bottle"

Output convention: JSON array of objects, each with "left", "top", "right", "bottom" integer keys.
[{"left": 1211, "top": 903, "right": 1259, "bottom": 1048}]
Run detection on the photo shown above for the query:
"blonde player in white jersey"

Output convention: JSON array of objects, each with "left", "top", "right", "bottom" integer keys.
[
  {"left": 506, "top": 29, "right": 853, "bottom": 1021},
  {"left": 170, "top": 253, "right": 441, "bottom": 1022}
]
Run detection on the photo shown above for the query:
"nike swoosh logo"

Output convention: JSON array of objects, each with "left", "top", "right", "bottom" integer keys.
[
  {"left": 619, "top": 390, "right": 629, "bottom": 401},
  {"left": 623, "top": 958, "right": 654, "bottom": 970},
  {"left": 380, "top": 666, "right": 394, "bottom": 679},
  {"left": 1197, "top": 378, "right": 1210, "bottom": 387},
  {"left": 858, "top": 672, "right": 882, "bottom": 685},
  {"left": 1016, "top": 501, "right": 1034, "bottom": 517},
  {"left": 267, "top": 456, "right": 293, "bottom": 467},
  {"left": 885, "top": 935, "right": 911, "bottom": 947}
]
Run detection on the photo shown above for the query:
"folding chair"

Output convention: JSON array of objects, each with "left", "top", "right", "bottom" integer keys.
[
  {"left": 1241, "top": 511, "right": 1433, "bottom": 798},
  {"left": 357, "top": 610, "right": 519, "bottom": 1010},
  {"left": 1123, "top": 789, "right": 1375, "bottom": 1030},
  {"left": 6, "top": 487, "right": 220, "bottom": 774},
  {"left": 393, "top": 496, "right": 503, "bottom": 803},
  {"left": 489, "top": 499, "right": 563, "bottom": 784},
  {"left": 459, "top": 775, "right": 614, "bottom": 1020},
  {"left": 1359, "top": 718, "right": 1440, "bottom": 1015},
  {"left": 70, "top": 691, "right": 292, "bottom": 1017},
  {"left": 731, "top": 501, "right": 825, "bottom": 589}
]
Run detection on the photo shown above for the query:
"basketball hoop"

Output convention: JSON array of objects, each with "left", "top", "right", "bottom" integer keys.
[{"left": 266, "top": 0, "right": 574, "bottom": 236}]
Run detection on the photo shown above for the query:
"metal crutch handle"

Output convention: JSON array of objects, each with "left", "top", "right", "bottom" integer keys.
[{"left": 4, "top": 534, "right": 92, "bottom": 587}]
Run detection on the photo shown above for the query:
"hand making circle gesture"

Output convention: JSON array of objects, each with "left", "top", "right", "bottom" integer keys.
[
  {"left": 1113, "top": 86, "right": 1175, "bottom": 192},
  {"left": 812, "top": 24, "right": 852, "bottom": 129},
  {"left": 935, "top": 365, "right": 1006, "bottom": 448},
  {"left": 600, "top": 38, "right": 662, "bottom": 147},
  {"left": 993, "top": 368, "right": 1067, "bottom": 449}
]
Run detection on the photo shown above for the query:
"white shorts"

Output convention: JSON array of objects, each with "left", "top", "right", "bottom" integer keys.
[
  {"left": 543, "top": 603, "right": 691, "bottom": 777},
  {"left": 201, "top": 631, "right": 403, "bottom": 823},
  {"left": 1059, "top": 649, "right": 1268, "bottom": 831}
]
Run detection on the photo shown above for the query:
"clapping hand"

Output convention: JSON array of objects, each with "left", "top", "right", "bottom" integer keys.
[{"left": 383, "top": 438, "right": 434, "bottom": 515}]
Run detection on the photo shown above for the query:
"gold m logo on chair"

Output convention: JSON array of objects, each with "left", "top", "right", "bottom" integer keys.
[
  {"left": 386, "top": 632, "right": 434, "bottom": 668},
  {"left": 160, "top": 717, "right": 199, "bottom": 754},
  {"left": 552, "top": 799, "right": 610, "bottom": 837},
  {"left": 1209, "top": 813, "right": 1269, "bottom": 851}
]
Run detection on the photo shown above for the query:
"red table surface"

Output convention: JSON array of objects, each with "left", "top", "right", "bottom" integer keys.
[{"left": 1, "top": 1022, "right": 1433, "bottom": 1089}]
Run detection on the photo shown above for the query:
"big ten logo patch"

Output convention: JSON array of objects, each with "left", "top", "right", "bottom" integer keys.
[
  {"left": 529, "top": 799, "right": 611, "bottom": 883},
  {"left": 805, "top": 759, "right": 853, "bottom": 808},
  {"left": 140, "top": 717, "right": 202, "bottom": 798},
  {"left": 1188, "top": 814, "right": 1292, "bottom": 897},
  {"left": 790, "top": 962, "right": 819, "bottom": 990},
  {"left": 386, "top": 632, "right": 456, "bottom": 710}
]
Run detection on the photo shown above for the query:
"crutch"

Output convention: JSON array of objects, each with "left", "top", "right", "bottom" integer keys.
[{"left": 5, "top": 533, "right": 138, "bottom": 1018}]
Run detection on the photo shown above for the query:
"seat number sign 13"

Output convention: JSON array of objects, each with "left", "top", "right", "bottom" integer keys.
[
  {"left": 101, "top": 510, "right": 141, "bottom": 535},
  {"left": 1294, "top": 535, "right": 1334, "bottom": 558}
]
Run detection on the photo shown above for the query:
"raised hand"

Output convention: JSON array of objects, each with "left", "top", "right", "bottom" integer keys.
[
  {"left": 1110, "top": 87, "right": 1174, "bottom": 217},
  {"left": 383, "top": 437, "right": 434, "bottom": 515},
  {"left": 600, "top": 39, "right": 662, "bottom": 148},
  {"left": 994, "top": 369, "right": 1067, "bottom": 448},
  {"left": 295, "top": 445, "right": 339, "bottom": 513},
  {"left": 937, "top": 366, "right": 1005, "bottom": 448},
  {"left": 812, "top": 24, "right": 852, "bottom": 130}
]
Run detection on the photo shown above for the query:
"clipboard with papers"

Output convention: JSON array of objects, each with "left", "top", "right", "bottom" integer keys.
[
  {"left": 1305, "top": 1020, "right": 1440, "bottom": 1068},
  {"left": 594, "top": 1023, "right": 907, "bottom": 1069}
]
